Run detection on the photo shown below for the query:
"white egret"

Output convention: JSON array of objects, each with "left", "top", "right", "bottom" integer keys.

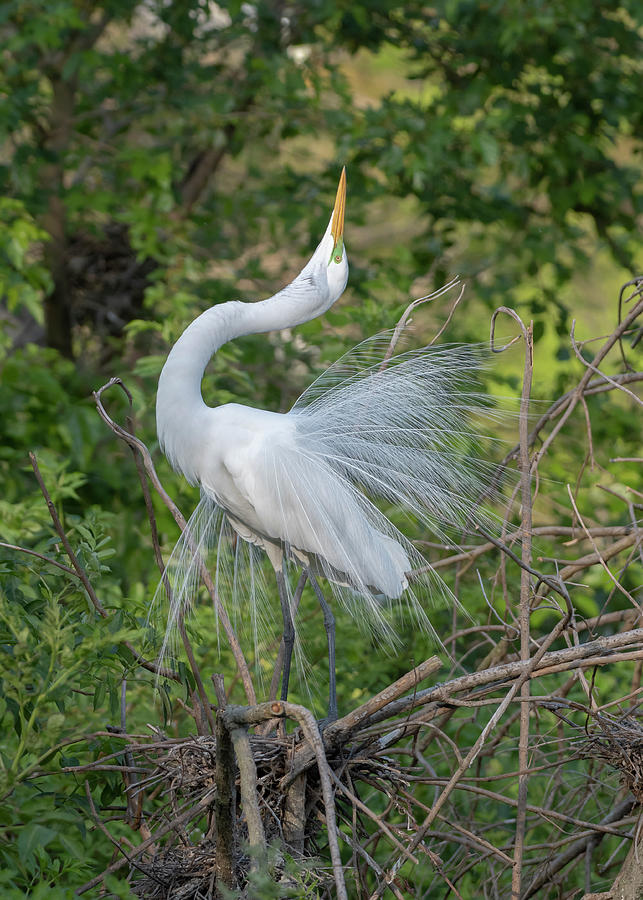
[{"left": 156, "top": 169, "right": 500, "bottom": 718}]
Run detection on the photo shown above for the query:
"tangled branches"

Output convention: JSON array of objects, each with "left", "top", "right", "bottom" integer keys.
[{"left": 21, "top": 279, "right": 643, "bottom": 898}]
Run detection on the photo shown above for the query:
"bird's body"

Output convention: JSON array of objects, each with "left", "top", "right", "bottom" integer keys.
[
  {"left": 159, "top": 359, "right": 412, "bottom": 599},
  {"left": 155, "top": 170, "right": 500, "bottom": 713}
]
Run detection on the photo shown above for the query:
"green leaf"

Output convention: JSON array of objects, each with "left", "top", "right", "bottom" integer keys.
[{"left": 17, "top": 823, "right": 57, "bottom": 863}]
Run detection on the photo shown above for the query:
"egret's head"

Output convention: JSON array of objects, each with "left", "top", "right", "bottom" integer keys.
[
  {"left": 328, "top": 166, "right": 346, "bottom": 268},
  {"left": 324, "top": 166, "right": 348, "bottom": 298},
  {"left": 298, "top": 167, "right": 348, "bottom": 310}
]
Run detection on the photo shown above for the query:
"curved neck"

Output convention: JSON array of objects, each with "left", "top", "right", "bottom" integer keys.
[{"left": 156, "top": 280, "right": 330, "bottom": 479}]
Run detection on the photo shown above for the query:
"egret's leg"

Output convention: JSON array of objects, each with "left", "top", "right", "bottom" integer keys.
[
  {"left": 276, "top": 569, "right": 295, "bottom": 703},
  {"left": 269, "top": 571, "right": 308, "bottom": 703},
  {"left": 309, "top": 573, "right": 337, "bottom": 722}
]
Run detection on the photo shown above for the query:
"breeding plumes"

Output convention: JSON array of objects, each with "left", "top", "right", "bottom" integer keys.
[{"left": 155, "top": 169, "right": 505, "bottom": 718}]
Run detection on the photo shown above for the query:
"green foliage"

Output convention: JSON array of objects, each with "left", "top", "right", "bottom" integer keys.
[
  {"left": 0, "top": 1, "right": 641, "bottom": 896},
  {"left": 0, "top": 514, "right": 139, "bottom": 894},
  {"left": 1, "top": 0, "right": 640, "bottom": 357},
  {"left": 0, "top": 199, "right": 51, "bottom": 341}
]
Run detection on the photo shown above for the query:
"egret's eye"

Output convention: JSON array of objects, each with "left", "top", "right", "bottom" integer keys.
[{"left": 329, "top": 236, "right": 344, "bottom": 265}]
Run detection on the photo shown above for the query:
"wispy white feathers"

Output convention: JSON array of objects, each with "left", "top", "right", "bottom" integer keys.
[
  {"left": 152, "top": 335, "right": 514, "bottom": 678},
  {"left": 292, "top": 336, "right": 507, "bottom": 542}
]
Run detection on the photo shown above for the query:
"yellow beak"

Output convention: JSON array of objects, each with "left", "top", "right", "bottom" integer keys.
[{"left": 331, "top": 166, "right": 346, "bottom": 244}]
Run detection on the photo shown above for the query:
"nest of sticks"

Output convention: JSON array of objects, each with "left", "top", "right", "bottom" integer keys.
[
  {"left": 124, "top": 662, "right": 436, "bottom": 900},
  {"left": 581, "top": 714, "right": 643, "bottom": 803}
]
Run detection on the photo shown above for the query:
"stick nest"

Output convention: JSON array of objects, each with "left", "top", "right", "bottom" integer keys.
[
  {"left": 129, "top": 728, "right": 407, "bottom": 899},
  {"left": 582, "top": 714, "right": 643, "bottom": 802}
]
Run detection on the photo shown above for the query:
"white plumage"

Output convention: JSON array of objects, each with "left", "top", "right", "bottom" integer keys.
[{"left": 155, "top": 170, "right": 503, "bottom": 714}]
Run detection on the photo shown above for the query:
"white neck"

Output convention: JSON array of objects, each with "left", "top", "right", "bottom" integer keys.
[{"left": 156, "top": 252, "right": 347, "bottom": 481}]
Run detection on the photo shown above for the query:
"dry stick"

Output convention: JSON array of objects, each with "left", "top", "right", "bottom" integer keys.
[
  {"left": 429, "top": 281, "right": 466, "bottom": 346},
  {"left": 283, "top": 656, "right": 441, "bottom": 785},
  {"left": 617, "top": 277, "right": 643, "bottom": 368},
  {"left": 398, "top": 787, "right": 513, "bottom": 865},
  {"left": 93, "top": 378, "right": 256, "bottom": 705},
  {"left": 224, "top": 701, "right": 348, "bottom": 900},
  {"left": 617, "top": 277, "right": 643, "bottom": 369},
  {"left": 532, "top": 297, "right": 643, "bottom": 467},
  {"left": 495, "top": 297, "right": 643, "bottom": 473},
  {"left": 537, "top": 532, "right": 640, "bottom": 593},
  {"left": 76, "top": 786, "right": 218, "bottom": 894},
  {"left": 226, "top": 724, "right": 265, "bottom": 869},
  {"left": 329, "top": 769, "right": 420, "bottom": 865},
  {"left": 283, "top": 771, "right": 307, "bottom": 853},
  {"left": 361, "top": 629, "right": 643, "bottom": 730},
  {"left": 327, "top": 655, "right": 441, "bottom": 741},
  {"left": 426, "top": 525, "right": 635, "bottom": 573},
  {"left": 274, "top": 632, "right": 643, "bottom": 790},
  {"left": 412, "top": 779, "right": 634, "bottom": 840},
  {"left": 327, "top": 810, "right": 386, "bottom": 880},
  {"left": 369, "top": 609, "right": 572, "bottom": 900},
  {"left": 528, "top": 647, "right": 643, "bottom": 675},
  {"left": 83, "top": 781, "right": 162, "bottom": 885},
  {"left": 474, "top": 527, "right": 570, "bottom": 606},
  {"left": 512, "top": 318, "right": 532, "bottom": 900},
  {"left": 380, "top": 277, "right": 462, "bottom": 366},
  {"left": 214, "top": 708, "right": 237, "bottom": 890},
  {"left": 375, "top": 308, "right": 539, "bottom": 900},
  {"left": 566, "top": 485, "right": 641, "bottom": 613},
  {"left": 28, "top": 452, "right": 176, "bottom": 681},
  {"left": 571, "top": 319, "right": 643, "bottom": 409},
  {"left": 507, "top": 370, "right": 643, "bottom": 470},
  {"left": 522, "top": 797, "right": 635, "bottom": 898}
]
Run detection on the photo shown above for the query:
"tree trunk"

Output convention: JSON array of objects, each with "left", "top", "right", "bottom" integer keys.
[{"left": 40, "top": 76, "right": 76, "bottom": 358}]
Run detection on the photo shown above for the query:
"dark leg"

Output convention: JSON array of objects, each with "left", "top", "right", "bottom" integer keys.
[
  {"left": 309, "top": 573, "right": 337, "bottom": 723},
  {"left": 269, "top": 571, "right": 308, "bottom": 703},
  {"left": 276, "top": 569, "right": 295, "bottom": 703}
]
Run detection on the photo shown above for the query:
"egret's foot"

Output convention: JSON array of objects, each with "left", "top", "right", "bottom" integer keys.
[{"left": 317, "top": 712, "right": 338, "bottom": 733}]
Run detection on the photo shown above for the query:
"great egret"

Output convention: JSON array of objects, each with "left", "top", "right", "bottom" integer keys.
[{"left": 156, "top": 169, "right": 498, "bottom": 718}]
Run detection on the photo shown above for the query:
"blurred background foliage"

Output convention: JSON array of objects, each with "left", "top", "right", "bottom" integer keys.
[{"left": 0, "top": 0, "right": 641, "bottom": 896}]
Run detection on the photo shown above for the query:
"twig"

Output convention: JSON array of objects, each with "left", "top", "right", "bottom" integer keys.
[
  {"left": 571, "top": 319, "right": 643, "bottom": 409},
  {"left": 522, "top": 797, "right": 636, "bottom": 898},
  {"left": 93, "top": 377, "right": 256, "bottom": 704},
  {"left": 224, "top": 701, "right": 348, "bottom": 900},
  {"left": 381, "top": 277, "right": 462, "bottom": 366},
  {"left": 84, "top": 782, "right": 160, "bottom": 884},
  {"left": 76, "top": 786, "right": 217, "bottom": 893},
  {"left": 0, "top": 540, "right": 78, "bottom": 577},
  {"left": 490, "top": 307, "right": 534, "bottom": 900},
  {"left": 284, "top": 656, "right": 441, "bottom": 785},
  {"left": 566, "top": 485, "right": 641, "bottom": 612},
  {"left": 330, "top": 770, "right": 420, "bottom": 865},
  {"left": 329, "top": 656, "right": 441, "bottom": 740}
]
